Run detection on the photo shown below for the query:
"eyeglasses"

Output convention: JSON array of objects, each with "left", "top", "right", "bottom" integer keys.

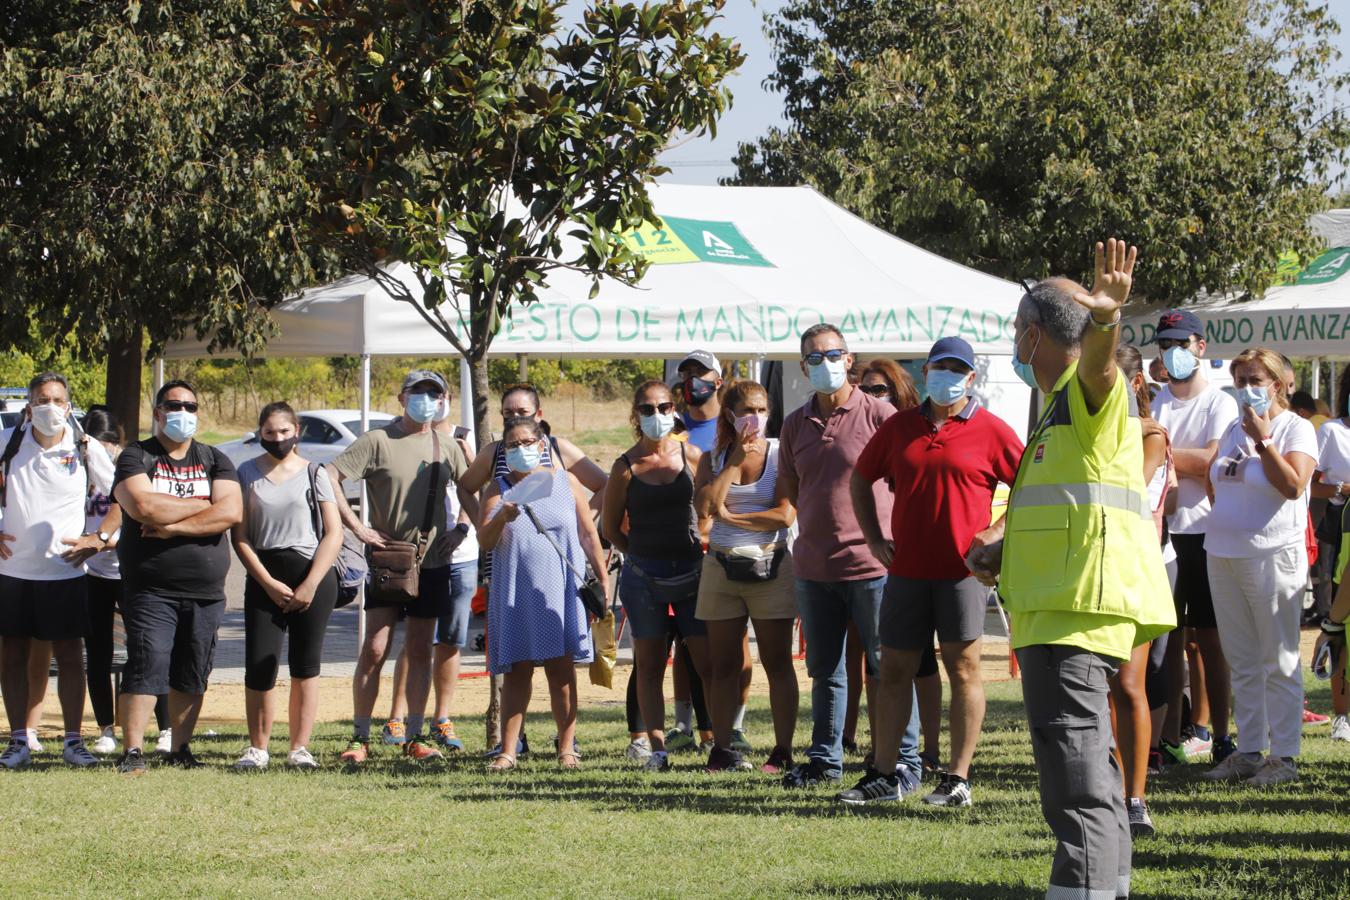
[
  {"left": 803, "top": 349, "right": 847, "bottom": 366},
  {"left": 636, "top": 402, "right": 675, "bottom": 417},
  {"left": 1156, "top": 338, "right": 1194, "bottom": 351},
  {"left": 160, "top": 400, "right": 199, "bottom": 413},
  {"left": 858, "top": 384, "right": 890, "bottom": 396},
  {"left": 409, "top": 388, "right": 445, "bottom": 399},
  {"left": 503, "top": 438, "right": 540, "bottom": 450}
]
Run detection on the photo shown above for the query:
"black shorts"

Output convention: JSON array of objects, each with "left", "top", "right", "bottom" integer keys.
[
  {"left": 1170, "top": 533, "right": 1217, "bottom": 629},
  {"left": 121, "top": 590, "right": 226, "bottom": 696},
  {"left": 879, "top": 575, "right": 988, "bottom": 651},
  {"left": 0, "top": 574, "right": 89, "bottom": 641},
  {"left": 364, "top": 564, "right": 454, "bottom": 620}
]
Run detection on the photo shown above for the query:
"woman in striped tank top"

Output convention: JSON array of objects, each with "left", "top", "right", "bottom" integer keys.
[{"left": 693, "top": 381, "right": 799, "bottom": 774}]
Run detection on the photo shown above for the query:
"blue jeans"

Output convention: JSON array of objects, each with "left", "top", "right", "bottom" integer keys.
[
  {"left": 795, "top": 577, "right": 920, "bottom": 779},
  {"left": 434, "top": 561, "right": 479, "bottom": 647}
]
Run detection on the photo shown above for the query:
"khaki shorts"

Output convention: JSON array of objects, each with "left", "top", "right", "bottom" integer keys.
[{"left": 695, "top": 552, "right": 797, "bottom": 621}]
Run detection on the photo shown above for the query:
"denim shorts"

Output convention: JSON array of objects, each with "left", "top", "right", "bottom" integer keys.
[
  {"left": 435, "top": 561, "right": 479, "bottom": 647},
  {"left": 619, "top": 554, "right": 704, "bottom": 641}
]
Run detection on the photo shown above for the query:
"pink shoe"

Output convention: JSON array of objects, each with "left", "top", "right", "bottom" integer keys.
[{"left": 1303, "top": 706, "right": 1330, "bottom": 726}]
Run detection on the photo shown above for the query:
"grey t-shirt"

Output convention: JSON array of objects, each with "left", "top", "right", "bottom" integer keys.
[{"left": 238, "top": 458, "right": 336, "bottom": 559}]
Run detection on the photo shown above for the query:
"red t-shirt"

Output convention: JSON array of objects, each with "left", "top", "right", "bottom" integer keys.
[{"left": 854, "top": 400, "right": 1024, "bottom": 580}]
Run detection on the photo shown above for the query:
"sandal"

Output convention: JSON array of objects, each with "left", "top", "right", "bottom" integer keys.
[
  {"left": 487, "top": 754, "right": 517, "bottom": 773},
  {"left": 557, "top": 752, "right": 581, "bottom": 770}
]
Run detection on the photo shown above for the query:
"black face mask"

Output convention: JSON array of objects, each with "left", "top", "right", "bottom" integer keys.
[
  {"left": 684, "top": 377, "right": 716, "bottom": 407},
  {"left": 260, "top": 436, "right": 298, "bottom": 460}
]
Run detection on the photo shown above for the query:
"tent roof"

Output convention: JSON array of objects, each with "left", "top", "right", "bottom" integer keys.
[{"left": 164, "top": 184, "right": 1020, "bottom": 360}]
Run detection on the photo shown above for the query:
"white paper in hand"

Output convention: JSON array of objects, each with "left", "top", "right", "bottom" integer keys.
[{"left": 504, "top": 469, "right": 554, "bottom": 505}]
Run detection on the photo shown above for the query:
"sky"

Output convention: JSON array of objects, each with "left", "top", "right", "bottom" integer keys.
[{"left": 656, "top": 0, "right": 1350, "bottom": 189}]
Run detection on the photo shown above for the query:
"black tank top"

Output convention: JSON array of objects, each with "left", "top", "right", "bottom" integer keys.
[{"left": 621, "top": 443, "right": 701, "bottom": 560}]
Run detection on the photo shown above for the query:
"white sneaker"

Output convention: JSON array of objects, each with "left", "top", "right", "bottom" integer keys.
[
  {"left": 91, "top": 727, "right": 119, "bottom": 755},
  {"left": 0, "top": 738, "right": 31, "bottom": 770},
  {"left": 286, "top": 747, "right": 319, "bottom": 771},
  {"left": 234, "top": 746, "right": 270, "bottom": 771},
  {"left": 1331, "top": 715, "right": 1350, "bottom": 743},
  {"left": 1204, "top": 751, "right": 1263, "bottom": 781},
  {"left": 1245, "top": 756, "right": 1298, "bottom": 786},
  {"left": 27, "top": 734, "right": 43, "bottom": 753},
  {"left": 63, "top": 740, "right": 99, "bottom": 768},
  {"left": 625, "top": 737, "right": 652, "bottom": 763},
  {"left": 155, "top": 728, "right": 173, "bottom": 756}
]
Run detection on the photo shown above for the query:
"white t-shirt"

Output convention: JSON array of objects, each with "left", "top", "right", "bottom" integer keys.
[
  {"left": 445, "top": 474, "right": 479, "bottom": 566},
  {"left": 83, "top": 488, "right": 121, "bottom": 580},
  {"left": 1146, "top": 458, "right": 1178, "bottom": 565},
  {"left": 0, "top": 426, "right": 116, "bottom": 581},
  {"left": 1205, "top": 410, "right": 1318, "bottom": 558},
  {"left": 1151, "top": 382, "right": 1239, "bottom": 535},
  {"left": 1316, "top": 418, "right": 1350, "bottom": 507}
]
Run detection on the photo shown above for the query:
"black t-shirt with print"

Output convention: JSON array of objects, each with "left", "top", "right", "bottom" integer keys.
[{"left": 113, "top": 437, "right": 239, "bottom": 600}]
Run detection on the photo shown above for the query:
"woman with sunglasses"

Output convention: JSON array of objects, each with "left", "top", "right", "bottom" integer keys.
[
  {"left": 693, "top": 380, "right": 799, "bottom": 773},
  {"left": 602, "top": 380, "right": 711, "bottom": 772},
  {"left": 479, "top": 417, "right": 606, "bottom": 771}
]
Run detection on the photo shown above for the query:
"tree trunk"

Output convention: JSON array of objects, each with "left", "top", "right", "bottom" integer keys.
[
  {"left": 105, "top": 326, "right": 143, "bottom": 439},
  {"left": 472, "top": 350, "right": 501, "bottom": 749}
]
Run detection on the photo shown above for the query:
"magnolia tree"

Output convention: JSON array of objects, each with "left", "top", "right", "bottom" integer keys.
[{"left": 298, "top": 0, "right": 743, "bottom": 441}]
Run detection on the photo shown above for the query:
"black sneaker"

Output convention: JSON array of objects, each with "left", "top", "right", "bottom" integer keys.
[
  {"left": 782, "top": 757, "right": 840, "bottom": 789},
  {"left": 836, "top": 766, "right": 901, "bottom": 805},
  {"left": 922, "top": 772, "right": 973, "bottom": 807},
  {"left": 169, "top": 744, "right": 206, "bottom": 769},
  {"left": 704, "top": 746, "right": 754, "bottom": 773},
  {"left": 1212, "top": 734, "right": 1236, "bottom": 765},
  {"left": 117, "top": 747, "right": 147, "bottom": 776}
]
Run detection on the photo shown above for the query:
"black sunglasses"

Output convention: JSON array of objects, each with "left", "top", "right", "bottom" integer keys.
[
  {"left": 858, "top": 384, "right": 890, "bottom": 396},
  {"left": 636, "top": 401, "right": 676, "bottom": 417},
  {"left": 803, "top": 349, "right": 847, "bottom": 366},
  {"left": 159, "top": 400, "right": 199, "bottom": 413}
]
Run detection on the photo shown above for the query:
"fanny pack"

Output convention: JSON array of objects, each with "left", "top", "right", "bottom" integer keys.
[
  {"left": 368, "top": 431, "right": 441, "bottom": 604},
  {"left": 715, "top": 546, "right": 787, "bottom": 583}
]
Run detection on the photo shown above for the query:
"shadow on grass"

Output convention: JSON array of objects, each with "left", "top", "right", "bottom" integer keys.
[{"left": 798, "top": 878, "right": 1040, "bottom": 899}]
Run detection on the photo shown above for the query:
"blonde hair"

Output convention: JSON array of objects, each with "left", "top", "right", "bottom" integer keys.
[{"left": 1230, "top": 348, "right": 1289, "bottom": 411}]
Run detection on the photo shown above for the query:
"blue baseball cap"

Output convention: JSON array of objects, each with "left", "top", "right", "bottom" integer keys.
[
  {"left": 927, "top": 336, "right": 976, "bottom": 369},
  {"left": 1152, "top": 309, "right": 1203, "bottom": 342}
]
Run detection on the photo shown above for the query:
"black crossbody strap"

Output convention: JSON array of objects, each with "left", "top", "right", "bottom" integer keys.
[
  {"left": 418, "top": 430, "right": 441, "bottom": 553},
  {"left": 306, "top": 462, "right": 323, "bottom": 540}
]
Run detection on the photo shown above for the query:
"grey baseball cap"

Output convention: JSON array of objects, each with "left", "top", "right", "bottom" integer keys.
[
  {"left": 677, "top": 349, "right": 721, "bottom": 377},
  {"left": 401, "top": 369, "right": 447, "bottom": 394}
]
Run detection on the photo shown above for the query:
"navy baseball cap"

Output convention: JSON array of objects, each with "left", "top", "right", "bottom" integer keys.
[
  {"left": 927, "top": 336, "right": 976, "bottom": 369},
  {"left": 1152, "top": 309, "right": 1203, "bottom": 342}
]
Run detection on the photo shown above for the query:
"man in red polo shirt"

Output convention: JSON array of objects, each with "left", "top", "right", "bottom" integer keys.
[{"left": 839, "top": 336, "right": 1023, "bottom": 809}]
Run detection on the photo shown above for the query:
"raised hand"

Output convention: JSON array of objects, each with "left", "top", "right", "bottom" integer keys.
[{"left": 1072, "top": 238, "right": 1138, "bottom": 321}]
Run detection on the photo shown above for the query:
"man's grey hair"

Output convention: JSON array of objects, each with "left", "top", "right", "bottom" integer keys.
[
  {"left": 1019, "top": 280, "right": 1090, "bottom": 348},
  {"left": 28, "top": 372, "right": 69, "bottom": 401}
]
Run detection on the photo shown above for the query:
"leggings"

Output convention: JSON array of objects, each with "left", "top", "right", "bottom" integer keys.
[
  {"left": 84, "top": 575, "right": 167, "bottom": 730},
  {"left": 626, "top": 627, "right": 711, "bottom": 733},
  {"left": 244, "top": 548, "right": 338, "bottom": 692}
]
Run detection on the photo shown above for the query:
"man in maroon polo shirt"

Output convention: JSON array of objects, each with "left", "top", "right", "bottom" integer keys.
[{"left": 839, "top": 336, "right": 1023, "bottom": 809}]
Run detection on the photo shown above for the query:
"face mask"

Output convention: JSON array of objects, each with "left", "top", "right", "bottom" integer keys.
[
  {"left": 405, "top": 392, "right": 440, "bottom": 424},
  {"left": 684, "top": 377, "right": 716, "bottom": 407},
  {"left": 734, "top": 413, "right": 767, "bottom": 436},
  {"left": 505, "top": 443, "right": 542, "bottom": 473},
  {"left": 162, "top": 411, "right": 197, "bottom": 443},
  {"left": 639, "top": 412, "right": 676, "bottom": 440},
  {"left": 925, "top": 369, "right": 970, "bottom": 407},
  {"left": 260, "top": 436, "right": 298, "bottom": 460},
  {"left": 1162, "top": 346, "right": 1197, "bottom": 381},
  {"left": 1011, "top": 328, "right": 1040, "bottom": 391},
  {"left": 432, "top": 397, "right": 450, "bottom": 423},
  {"left": 807, "top": 358, "right": 848, "bottom": 394},
  {"left": 29, "top": 404, "right": 68, "bottom": 437},
  {"left": 1238, "top": 385, "right": 1271, "bottom": 416}
]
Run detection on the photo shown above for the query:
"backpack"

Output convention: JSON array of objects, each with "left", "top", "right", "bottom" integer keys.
[{"left": 305, "top": 462, "right": 367, "bottom": 608}]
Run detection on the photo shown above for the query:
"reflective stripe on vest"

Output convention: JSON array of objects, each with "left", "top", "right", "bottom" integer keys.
[{"left": 1009, "top": 482, "right": 1151, "bottom": 519}]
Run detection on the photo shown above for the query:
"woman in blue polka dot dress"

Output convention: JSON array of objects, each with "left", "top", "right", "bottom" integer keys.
[{"left": 479, "top": 417, "right": 607, "bottom": 771}]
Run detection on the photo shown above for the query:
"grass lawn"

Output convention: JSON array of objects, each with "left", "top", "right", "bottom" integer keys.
[{"left": 3, "top": 678, "right": 1347, "bottom": 898}]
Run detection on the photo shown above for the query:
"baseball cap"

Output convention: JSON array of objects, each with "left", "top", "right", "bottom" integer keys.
[
  {"left": 1152, "top": 310, "right": 1203, "bottom": 343},
  {"left": 927, "top": 336, "right": 976, "bottom": 370},
  {"left": 677, "top": 349, "right": 721, "bottom": 378},
  {"left": 401, "top": 369, "right": 447, "bottom": 394}
]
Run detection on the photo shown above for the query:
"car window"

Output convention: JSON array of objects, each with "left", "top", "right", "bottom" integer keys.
[
  {"left": 344, "top": 417, "right": 391, "bottom": 436},
  {"left": 299, "top": 417, "right": 341, "bottom": 445},
  {"left": 0, "top": 411, "right": 20, "bottom": 430}
]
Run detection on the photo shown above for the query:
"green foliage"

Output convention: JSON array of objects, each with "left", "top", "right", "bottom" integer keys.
[
  {"left": 732, "top": 0, "right": 1350, "bottom": 302},
  {"left": 0, "top": 1, "right": 339, "bottom": 358}
]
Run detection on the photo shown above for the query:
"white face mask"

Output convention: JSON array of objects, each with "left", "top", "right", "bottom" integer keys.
[
  {"left": 30, "top": 403, "right": 68, "bottom": 437},
  {"left": 639, "top": 412, "right": 676, "bottom": 440}
]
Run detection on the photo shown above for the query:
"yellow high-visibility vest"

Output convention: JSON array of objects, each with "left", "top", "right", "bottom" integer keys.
[{"left": 1001, "top": 362, "right": 1176, "bottom": 651}]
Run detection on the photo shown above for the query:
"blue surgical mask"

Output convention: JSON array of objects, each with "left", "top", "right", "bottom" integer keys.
[
  {"left": 639, "top": 412, "right": 676, "bottom": 441},
  {"left": 808, "top": 358, "right": 848, "bottom": 394},
  {"left": 1162, "top": 346, "right": 1197, "bottom": 381},
  {"left": 1238, "top": 385, "right": 1271, "bottom": 416},
  {"left": 505, "top": 443, "right": 542, "bottom": 473},
  {"left": 1011, "top": 328, "right": 1040, "bottom": 391},
  {"left": 405, "top": 392, "right": 440, "bottom": 424},
  {"left": 162, "top": 410, "right": 197, "bottom": 443},
  {"left": 925, "top": 369, "right": 970, "bottom": 407}
]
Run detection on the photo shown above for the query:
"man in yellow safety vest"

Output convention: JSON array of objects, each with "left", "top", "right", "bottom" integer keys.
[{"left": 968, "top": 239, "right": 1175, "bottom": 900}]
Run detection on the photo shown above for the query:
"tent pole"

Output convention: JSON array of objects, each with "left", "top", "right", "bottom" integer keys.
[
  {"left": 460, "top": 356, "right": 474, "bottom": 446},
  {"left": 357, "top": 353, "right": 371, "bottom": 651},
  {"left": 151, "top": 358, "right": 165, "bottom": 436},
  {"left": 1311, "top": 357, "right": 1322, "bottom": 400}
]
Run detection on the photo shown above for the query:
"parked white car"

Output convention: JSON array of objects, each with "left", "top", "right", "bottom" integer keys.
[{"left": 215, "top": 409, "right": 396, "bottom": 499}]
